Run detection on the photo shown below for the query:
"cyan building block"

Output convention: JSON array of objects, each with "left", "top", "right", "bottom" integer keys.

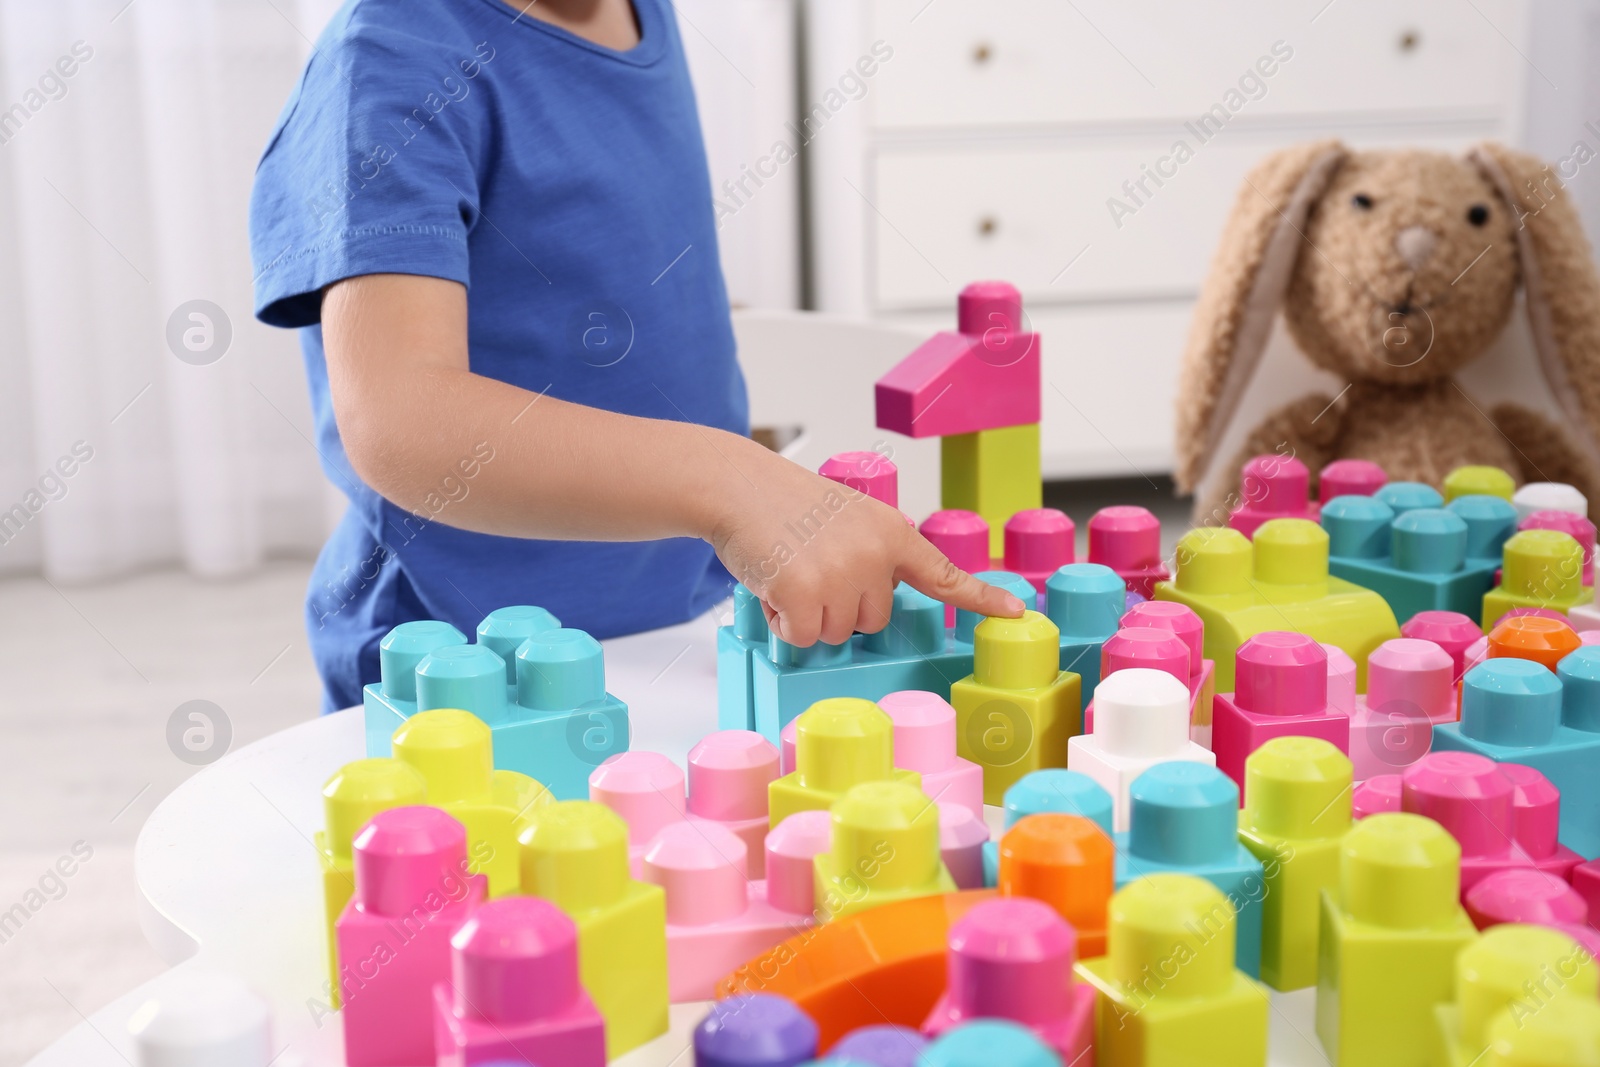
[
  {"left": 717, "top": 586, "right": 769, "bottom": 731},
  {"left": 1113, "top": 761, "right": 1266, "bottom": 978},
  {"left": 954, "top": 571, "right": 1039, "bottom": 641},
  {"left": 1431, "top": 651, "right": 1600, "bottom": 859},
  {"left": 1323, "top": 495, "right": 1517, "bottom": 624},
  {"left": 363, "top": 608, "right": 627, "bottom": 801},
  {"left": 1044, "top": 563, "right": 1126, "bottom": 713},
  {"left": 1375, "top": 480, "right": 1445, "bottom": 515},
  {"left": 981, "top": 768, "right": 1115, "bottom": 887}
]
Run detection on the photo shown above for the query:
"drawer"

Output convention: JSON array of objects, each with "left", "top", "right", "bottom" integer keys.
[
  {"left": 866, "top": 0, "right": 1514, "bottom": 130},
  {"left": 868, "top": 129, "right": 1488, "bottom": 308}
]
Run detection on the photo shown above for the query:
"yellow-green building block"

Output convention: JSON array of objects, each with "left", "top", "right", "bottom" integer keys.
[
  {"left": 1074, "top": 873, "right": 1270, "bottom": 1067},
  {"left": 813, "top": 780, "right": 957, "bottom": 922},
  {"left": 1237, "top": 736, "right": 1353, "bottom": 992},
  {"left": 1316, "top": 814, "right": 1479, "bottom": 1067},
  {"left": 518, "top": 800, "right": 668, "bottom": 1059},
  {"left": 768, "top": 698, "right": 921, "bottom": 827},
  {"left": 942, "top": 422, "right": 1042, "bottom": 558},
  {"left": 951, "top": 610, "right": 1080, "bottom": 805},
  {"left": 1442, "top": 465, "right": 1516, "bottom": 503},
  {"left": 1155, "top": 520, "right": 1400, "bottom": 691},
  {"left": 1482, "top": 996, "right": 1600, "bottom": 1067},
  {"left": 1481, "top": 528, "right": 1595, "bottom": 630}
]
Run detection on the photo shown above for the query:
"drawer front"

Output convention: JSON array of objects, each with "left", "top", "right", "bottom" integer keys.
[
  {"left": 867, "top": 0, "right": 1514, "bottom": 129},
  {"left": 868, "top": 129, "right": 1488, "bottom": 309}
]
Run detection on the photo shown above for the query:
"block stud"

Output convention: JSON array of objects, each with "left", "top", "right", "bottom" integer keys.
[
  {"left": 1319, "top": 458, "right": 1387, "bottom": 502},
  {"left": 1376, "top": 480, "right": 1445, "bottom": 514},
  {"left": 476, "top": 606, "right": 561, "bottom": 684},
  {"left": 1091, "top": 668, "right": 1192, "bottom": 758},
  {"left": 1401, "top": 611, "right": 1482, "bottom": 676},
  {"left": 792, "top": 697, "right": 894, "bottom": 794},
  {"left": 1339, "top": 812, "right": 1461, "bottom": 930},
  {"left": 1004, "top": 508, "right": 1075, "bottom": 591},
  {"left": 391, "top": 708, "right": 493, "bottom": 805},
  {"left": 687, "top": 730, "right": 780, "bottom": 823},
  {"left": 921, "top": 509, "right": 992, "bottom": 573},
  {"left": 941, "top": 897, "right": 1077, "bottom": 1024},
  {"left": 955, "top": 570, "right": 1036, "bottom": 642},
  {"left": 1461, "top": 658, "right": 1563, "bottom": 747},
  {"left": 1321, "top": 495, "right": 1394, "bottom": 560},
  {"left": 693, "top": 993, "right": 819, "bottom": 1067},
  {"left": 973, "top": 610, "right": 1061, "bottom": 690},
  {"left": 1499, "top": 529, "right": 1586, "bottom": 605},
  {"left": 379, "top": 620, "right": 467, "bottom": 701},
  {"left": 1243, "top": 736, "right": 1352, "bottom": 840},
  {"left": 820, "top": 451, "right": 898, "bottom": 509},
  {"left": 517, "top": 801, "right": 631, "bottom": 913},
  {"left": 1558, "top": 646, "right": 1600, "bottom": 733},
  {"left": 516, "top": 629, "right": 607, "bottom": 711},
  {"left": 764, "top": 810, "right": 831, "bottom": 916},
  {"left": 1443, "top": 465, "right": 1517, "bottom": 503},
  {"left": 1173, "top": 526, "right": 1252, "bottom": 596},
  {"left": 1391, "top": 508, "right": 1468, "bottom": 575},
  {"left": 1126, "top": 762, "right": 1239, "bottom": 867},
  {"left": 588, "top": 751, "right": 686, "bottom": 846},
  {"left": 1044, "top": 563, "right": 1125, "bottom": 640},
  {"left": 321, "top": 758, "right": 428, "bottom": 862},
  {"left": 1464, "top": 869, "right": 1589, "bottom": 929},
  {"left": 1521, "top": 509, "right": 1597, "bottom": 585},
  {"left": 1002, "top": 770, "right": 1115, "bottom": 835},
  {"left": 1108, "top": 873, "right": 1237, "bottom": 998},
  {"left": 1448, "top": 495, "right": 1520, "bottom": 559},
  {"left": 1088, "top": 505, "right": 1163, "bottom": 572},
  {"left": 1101, "top": 626, "right": 1189, "bottom": 685},
  {"left": 352, "top": 805, "right": 470, "bottom": 918},
  {"left": 449, "top": 895, "right": 583, "bottom": 1024},
  {"left": 998, "top": 813, "right": 1114, "bottom": 955},
  {"left": 1234, "top": 632, "right": 1327, "bottom": 716},
  {"left": 416, "top": 644, "right": 508, "bottom": 724},
  {"left": 1512, "top": 481, "right": 1588, "bottom": 521},
  {"left": 641, "top": 821, "right": 749, "bottom": 926},
  {"left": 1252, "top": 519, "right": 1329, "bottom": 585}
]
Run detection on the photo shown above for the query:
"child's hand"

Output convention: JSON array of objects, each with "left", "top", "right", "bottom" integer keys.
[{"left": 706, "top": 439, "right": 1028, "bottom": 647}]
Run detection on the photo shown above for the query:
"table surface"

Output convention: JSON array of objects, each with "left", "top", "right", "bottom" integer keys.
[{"left": 27, "top": 607, "right": 1331, "bottom": 1066}]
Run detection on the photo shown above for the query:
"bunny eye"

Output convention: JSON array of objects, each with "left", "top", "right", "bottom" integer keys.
[
  {"left": 1352, "top": 193, "right": 1374, "bottom": 209},
  {"left": 1467, "top": 204, "right": 1490, "bottom": 226}
]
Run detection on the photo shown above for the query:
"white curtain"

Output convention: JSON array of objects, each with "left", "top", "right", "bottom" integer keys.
[{"left": 0, "top": 0, "right": 797, "bottom": 584}]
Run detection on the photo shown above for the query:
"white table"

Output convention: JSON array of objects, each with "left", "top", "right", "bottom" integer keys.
[{"left": 27, "top": 607, "right": 1331, "bottom": 1066}]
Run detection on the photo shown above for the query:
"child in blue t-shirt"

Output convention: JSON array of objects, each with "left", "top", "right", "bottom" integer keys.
[{"left": 250, "top": 0, "right": 1020, "bottom": 711}]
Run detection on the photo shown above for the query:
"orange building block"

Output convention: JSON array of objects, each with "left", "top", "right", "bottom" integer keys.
[
  {"left": 996, "top": 813, "right": 1115, "bottom": 958},
  {"left": 714, "top": 889, "right": 995, "bottom": 1051},
  {"left": 1485, "top": 614, "right": 1581, "bottom": 670}
]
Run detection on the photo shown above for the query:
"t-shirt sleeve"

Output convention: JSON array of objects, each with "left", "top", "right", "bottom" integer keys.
[{"left": 249, "top": 30, "right": 487, "bottom": 328}]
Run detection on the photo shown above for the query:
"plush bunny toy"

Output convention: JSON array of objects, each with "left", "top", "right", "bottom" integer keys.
[{"left": 1173, "top": 140, "right": 1600, "bottom": 521}]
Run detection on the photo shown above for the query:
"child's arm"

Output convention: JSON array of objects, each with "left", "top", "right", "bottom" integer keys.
[{"left": 322, "top": 273, "right": 1027, "bottom": 646}]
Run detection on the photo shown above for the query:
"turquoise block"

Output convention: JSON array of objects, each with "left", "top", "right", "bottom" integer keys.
[
  {"left": 982, "top": 769, "right": 1115, "bottom": 887},
  {"left": 476, "top": 605, "right": 560, "bottom": 682},
  {"left": 918, "top": 1020, "right": 1060, "bottom": 1067},
  {"left": 954, "top": 571, "right": 1036, "bottom": 644},
  {"left": 1113, "top": 762, "right": 1266, "bottom": 978},
  {"left": 716, "top": 585, "right": 769, "bottom": 731},
  {"left": 1375, "top": 481, "right": 1444, "bottom": 514},
  {"left": 1045, "top": 563, "right": 1125, "bottom": 715}
]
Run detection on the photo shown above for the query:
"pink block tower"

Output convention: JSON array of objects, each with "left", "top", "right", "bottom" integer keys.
[
  {"left": 685, "top": 730, "right": 781, "bottom": 879},
  {"left": 1211, "top": 633, "right": 1350, "bottom": 792}
]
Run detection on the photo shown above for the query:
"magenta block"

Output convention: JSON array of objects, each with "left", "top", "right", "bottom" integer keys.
[
  {"left": 1121, "top": 601, "right": 1215, "bottom": 744},
  {"left": 821, "top": 451, "right": 900, "bottom": 510},
  {"left": 1212, "top": 633, "right": 1350, "bottom": 792},
  {"left": 339, "top": 806, "right": 487, "bottom": 1067},
  {"left": 1350, "top": 638, "right": 1456, "bottom": 780},
  {"left": 922, "top": 510, "right": 991, "bottom": 627},
  {"left": 922, "top": 897, "right": 1094, "bottom": 1064},
  {"left": 1352, "top": 775, "right": 1402, "bottom": 819},
  {"left": 432, "top": 896, "right": 605, "bottom": 1067},
  {"left": 1319, "top": 459, "right": 1387, "bottom": 503},
  {"left": 1522, "top": 509, "right": 1596, "bottom": 585},
  {"left": 1084, "top": 626, "right": 1193, "bottom": 734},
  {"left": 874, "top": 282, "right": 1041, "bottom": 439},
  {"left": 1229, "top": 455, "right": 1321, "bottom": 537},
  {"left": 1400, "top": 611, "right": 1481, "bottom": 680},
  {"left": 764, "top": 810, "right": 832, "bottom": 919},
  {"left": 687, "top": 730, "right": 781, "bottom": 879},
  {"left": 939, "top": 803, "right": 989, "bottom": 890},
  {"left": 1004, "top": 509, "right": 1075, "bottom": 593},
  {"left": 1573, "top": 859, "right": 1600, "bottom": 922},
  {"left": 879, "top": 690, "right": 985, "bottom": 819},
  {"left": 1088, "top": 506, "right": 1169, "bottom": 599},
  {"left": 1463, "top": 868, "right": 1590, "bottom": 932}
]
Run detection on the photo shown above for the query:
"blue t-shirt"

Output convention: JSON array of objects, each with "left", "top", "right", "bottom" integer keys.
[{"left": 249, "top": 0, "right": 748, "bottom": 711}]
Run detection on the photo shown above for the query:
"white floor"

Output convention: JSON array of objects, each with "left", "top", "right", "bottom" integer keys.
[{"left": 0, "top": 560, "right": 323, "bottom": 1067}]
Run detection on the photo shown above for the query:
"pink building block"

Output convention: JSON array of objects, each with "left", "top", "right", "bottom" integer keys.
[
  {"left": 641, "top": 821, "right": 813, "bottom": 1001},
  {"left": 878, "top": 690, "right": 985, "bottom": 819},
  {"left": 779, "top": 719, "right": 797, "bottom": 776},
  {"left": 922, "top": 897, "right": 1095, "bottom": 1064},
  {"left": 1400, "top": 611, "right": 1481, "bottom": 682},
  {"left": 338, "top": 806, "right": 486, "bottom": 1067},
  {"left": 1352, "top": 775, "right": 1402, "bottom": 819},
  {"left": 922, "top": 510, "right": 992, "bottom": 627},
  {"left": 1573, "top": 859, "right": 1600, "bottom": 921},
  {"left": 432, "top": 896, "right": 606, "bottom": 1067},
  {"left": 1087, "top": 506, "right": 1170, "bottom": 599},
  {"left": 1228, "top": 454, "right": 1320, "bottom": 537},
  {"left": 1350, "top": 638, "right": 1455, "bottom": 780},
  {"left": 1401, "top": 752, "right": 1582, "bottom": 893},
  {"left": 1004, "top": 509, "right": 1075, "bottom": 593},
  {"left": 874, "top": 282, "right": 1041, "bottom": 439},
  {"left": 763, "top": 810, "right": 833, "bottom": 919},
  {"left": 589, "top": 751, "right": 686, "bottom": 873},
  {"left": 1522, "top": 509, "right": 1597, "bottom": 585},
  {"left": 686, "top": 731, "right": 780, "bottom": 880},
  {"left": 820, "top": 452, "right": 899, "bottom": 509},
  {"left": 939, "top": 803, "right": 989, "bottom": 890},
  {"left": 1321, "top": 643, "right": 1357, "bottom": 717},
  {"left": 1463, "top": 868, "right": 1590, "bottom": 932},
  {"left": 1084, "top": 626, "right": 1191, "bottom": 735},
  {"left": 1122, "top": 600, "right": 1215, "bottom": 744},
  {"left": 1319, "top": 459, "right": 1387, "bottom": 503},
  {"left": 1212, "top": 633, "right": 1350, "bottom": 792}
]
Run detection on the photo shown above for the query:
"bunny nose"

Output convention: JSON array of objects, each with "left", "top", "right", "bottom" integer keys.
[{"left": 1395, "top": 226, "right": 1438, "bottom": 270}]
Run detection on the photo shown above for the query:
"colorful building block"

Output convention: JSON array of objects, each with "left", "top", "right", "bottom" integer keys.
[
  {"left": 922, "top": 897, "right": 1094, "bottom": 1064},
  {"left": 1482, "top": 529, "right": 1594, "bottom": 630},
  {"left": 769, "top": 699, "right": 922, "bottom": 827},
  {"left": 981, "top": 769, "right": 1114, "bottom": 888},
  {"left": 1229, "top": 453, "right": 1320, "bottom": 536},
  {"left": 918, "top": 1019, "right": 1062, "bottom": 1067},
  {"left": 316, "top": 758, "right": 427, "bottom": 1008},
  {"left": 364, "top": 611, "right": 629, "bottom": 800},
  {"left": 1463, "top": 868, "right": 1589, "bottom": 930},
  {"left": 829, "top": 1024, "right": 929, "bottom": 1066},
  {"left": 688, "top": 730, "right": 782, "bottom": 878},
  {"left": 954, "top": 570, "right": 1037, "bottom": 642},
  {"left": 1004, "top": 509, "right": 1074, "bottom": 594},
  {"left": 814, "top": 781, "right": 957, "bottom": 922},
  {"left": 1486, "top": 613, "right": 1582, "bottom": 670},
  {"left": 1154, "top": 520, "right": 1400, "bottom": 691},
  {"left": 921, "top": 510, "right": 991, "bottom": 627},
  {"left": 951, "top": 611, "right": 1081, "bottom": 805},
  {"left": 1212, "top": 632, "right": 1350, "bottom": 791},
  {"left": 1351, "top": 773, "right": 1401, "bottom": 819},
  {"left": 1238, "top": 736, "right": 1353, "bottom": 992},
  {"left": 720, "top": 586, "right": 771, "bottom": 731},
  {"left": 1322, "top": 642, "right": 1358, "bottom": 715},
  {"left": 877, "top": 691, "right": 984, "bottom": 819},
  {"left": 1322, "top": 494, "right": 1517, "bottom": 623},
  {"left": 996, "top": 813, "right": 1116, "bottom": 958},
  {"left": 1043, "top": 563, "right": 1125, "bottom": 715},
  {"left": 589, "top": 750, "right": 686, "bottom": 869},
  {"left": 1067, "top": 668, "right": 1215, "bottom": 831},
  {"left": 1083, "top": 625, "right": 1189, "bottom": 734},
  {"left": 1522, "top": 509, "right": 1596, "bottom": 585},
  {"left": 1088, "top": 506, "right": 1170, "bottom": 598},
  {"left": 1481, "top": 997, "right": 1600, "bottom": 1067},
  {"left": 820, "top": 450, "right": 900, "bottom": 509},
  {"left": 1349, "top": 638, "right": 1456, "bottom": 780},
  {"left": 942, "top": 424, "right": 1044, "bottom": 558},
  {"left": 1442, "top": 464, "right": 1517, "bottom": 502},
  {"left": 1314, "top": 813, "right": 1478, "bottom": 1067},
  {"left": 431, "top": 895, "right": 606, "bottom": 1067},
  {"left": 1431, "top": 923, "right": 1597, "bottom": 1067},
  {"left": 1122, "top": 599, "right": 1216, "bottom": 744},
  {"left": 1573, "top": 857, "right": 1600, "bottom": 917},
  {"left": 1074, "top": 873, "right": 1270, "bottom": 1067},
  {"left": 694, "top": 993, "right": 820, "bottom": 1067},
  {"left": 938, "top": 804, "right": 989, "bottom": 890},
  {"left": 516, "top": 801, "right": 668, "bottom": 1058},
  {"left": 1431, "top": 653, "right": 1600, "bottom": 859},
  {"left": 1402, "top": 610, "right": 1483, "bottom": 680},
  {"left": 1512, "top": 481, "right": 1587, "bottom": 521},
  {"left": 1114, "top": 762, "right": 1266, "bottom": 978},
  {"left": 1377, "top": 480, "right": 1447, "bottom": 514},
  {"left": 1319, "top": 458, "right": 1387, "bottom": 502},
  {"left": 765, "top": 809, "right": 833, "bottom": 921},
  {"left": 337, "top": 806, "right": 486, "bottom": 1067}
]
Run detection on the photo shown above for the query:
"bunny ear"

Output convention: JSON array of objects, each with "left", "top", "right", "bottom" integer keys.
[
  {"left": 1174, "top": 139, "right": 1348, "bottom": 494},
  {"left": 1469, "top": 142, "right": 1600, "bottom": 469}
]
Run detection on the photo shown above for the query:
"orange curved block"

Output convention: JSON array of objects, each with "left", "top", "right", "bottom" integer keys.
[{"left": 714, "top": 889, "right": 995, "bottom": 1050}]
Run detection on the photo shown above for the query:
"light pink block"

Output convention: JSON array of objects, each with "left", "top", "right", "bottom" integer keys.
[
  {"left": 432, "top": 896, "right": 605, "bottom": 1067},
  {"left": 642, "top": 821, "right": 814, "bottom": 1001},
  {"left": 922, "top": 897, "right": 1095, "bottom": 1065},
  {"left": 820, "top": 452, "right": 899, "bottom": 510},
  {"left": 763, "top": 810, "right": 833, "bottom": 919},
  {"left": 939, "top": 803, "right": 990, "bottom": 890},
  {"left": 874, "top": 282, "right": 1041, "bottom": 439},
  {"left": 1088, "top": 506, "right": 1169, "bottom": 598},
  {"left": 1321, "top": 643, "right": 1357, "bottom": 717},
  {"left": 1319, "top": 459, "right": 1387, "bottom": 503},
  {"left": 1582, "top": 630, "right": 1600, "bottom": 646},
  {"left": 780, "top": 719, "right": 798, "bottom": 776},
  {"left": 1350, "top": 638, "right": 1455, "bottom": 780},
  {"left": 1004, "top": 509, "right": 1075, "bottom": 593},
  {"left": 687, "top": 730, "right": 780, "bottom": 879},
  {"left": 1522, "top": 509, "right": 1597, "bottom": 585},
  {"left": 1463, "top": 868, "right": 1590, "bottom": 932},
  {"left": 339, "top": 807, "right": 486, "bottom": 1067},
  {"left": 1212, "top": 633, "right": 1349, "bottom": 792},
  {"left": 878, "top": 690, "right": 985, "bottom": 819},
  {"left": 589, "top": 751, "right": 686, "bottom": 847},
  {"left": 1352, "top": 775, "right": 1402, "bottom": 820},
  {"left": 1400, "top": 611, "right": 1481, "bottom": 683},
  {"left": 1229, "top": 455, "right": 1320, "bottom": 537},
  {"left": 1463, "top": 635, "right": 1489, "bottom": 677}
]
